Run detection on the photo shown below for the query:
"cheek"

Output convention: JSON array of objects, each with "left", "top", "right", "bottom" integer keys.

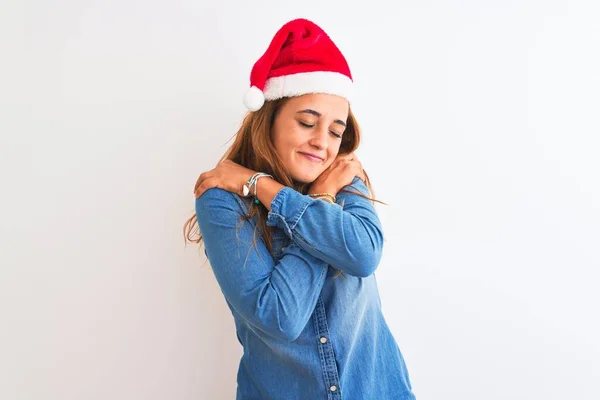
[
  {"left": 273, "top": 134, "right": 299, "bottom": 161},
  {"left": 278, "top": 130, "right": 304, "bottom": 153},
  {"left": 271, "top": 127, "right": 289, "bottom": 154},
  {"left": 273, "top": 119, "right": 297, "bottom": 145},
  {"left": 329, "top": 144, "right": 341, "bottom": 160}
]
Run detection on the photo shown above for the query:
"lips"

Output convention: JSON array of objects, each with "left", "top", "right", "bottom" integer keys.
[{"left": 299, "top": 152, "right": 324, "bottom": 162}]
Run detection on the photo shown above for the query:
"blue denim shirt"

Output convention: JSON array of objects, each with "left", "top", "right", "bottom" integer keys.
[{"left": 195, "top": 176, "right": 415, "bottom": 400}]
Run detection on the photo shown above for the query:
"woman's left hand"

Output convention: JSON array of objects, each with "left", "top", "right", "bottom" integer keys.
[
  {"left": 194, "top": 160, "right": 255, "bottom": 199},
  {"left": 308, "top": 152, "right": 366, "bottom": 195}
]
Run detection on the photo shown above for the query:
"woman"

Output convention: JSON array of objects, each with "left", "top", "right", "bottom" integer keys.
[{"left": 184, "top": 18, "right": 416, "bottom": 400}]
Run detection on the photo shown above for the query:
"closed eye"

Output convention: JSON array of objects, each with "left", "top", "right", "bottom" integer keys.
[{"left": 298, "top": 121, "right": 343, "bottom": 139}]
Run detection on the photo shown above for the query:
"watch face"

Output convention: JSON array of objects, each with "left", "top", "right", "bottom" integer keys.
[{"left": 242, "top": 185, "right": 250, "bottom": 197}]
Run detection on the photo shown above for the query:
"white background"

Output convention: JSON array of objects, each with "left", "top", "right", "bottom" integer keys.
[{"left": 1, "top": 1, "right": 599, "bottom": 399}]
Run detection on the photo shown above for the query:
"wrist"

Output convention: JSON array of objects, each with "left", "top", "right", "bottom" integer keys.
[
  {"left": 242, "top": 170, "right": 262, "bottom": 197},
  {"left": 308, "top": 192, "right": 337, "bottom": 203},
  {"left": 313, "top": 195, "right": 335, "bottom": 204},
  {"left": 308, "top": 185, "right": 338, "bottom": 196}
]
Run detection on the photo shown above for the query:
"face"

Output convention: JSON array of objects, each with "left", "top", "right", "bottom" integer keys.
[{"left": 271, "top": 93, "right": 349, "bottom": 183}]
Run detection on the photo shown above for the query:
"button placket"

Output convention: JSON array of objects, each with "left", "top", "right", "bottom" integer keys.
[{"left": 313, "top": 295, "right": 342, "bottom": 399}]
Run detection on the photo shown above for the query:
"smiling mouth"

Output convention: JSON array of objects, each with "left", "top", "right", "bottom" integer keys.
[{"left": 299, "top": 152, "right": 323, "bottom": 162}]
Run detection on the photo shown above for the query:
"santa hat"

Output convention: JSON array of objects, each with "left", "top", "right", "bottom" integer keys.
[{"left": 243, "top": 18, "right": 354, "bottom": 111}]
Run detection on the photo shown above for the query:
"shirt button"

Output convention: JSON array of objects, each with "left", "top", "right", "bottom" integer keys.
[
  {"left": 320, "top": 337, "right": 327, "bottom": 343},
  {"left": 330, "top": 385, "right": 337, "bottom": 392},
  {"left": 281, "top": 246, "right": 286, "bottom": 251}
]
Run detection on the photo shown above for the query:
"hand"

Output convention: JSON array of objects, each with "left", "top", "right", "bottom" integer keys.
[
  {"left": 309, "top": 152, "right": 366, "bottom": 195},
  {"left": 194, "top": 160, "right": 255, "bottom": 199}
]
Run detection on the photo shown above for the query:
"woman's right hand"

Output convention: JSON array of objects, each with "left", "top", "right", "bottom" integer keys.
[{"left": 308, "top": 152, "right": 366, "bottom": 195}]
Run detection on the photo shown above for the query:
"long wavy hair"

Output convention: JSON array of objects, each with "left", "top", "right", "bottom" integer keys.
[{"left": 183, "top": 97, "right": 386, "bottom": 278}]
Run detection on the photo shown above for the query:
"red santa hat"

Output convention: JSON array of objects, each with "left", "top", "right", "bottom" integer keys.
[{"left": 243, "top": 18, "right": 354, "bottom": 111}]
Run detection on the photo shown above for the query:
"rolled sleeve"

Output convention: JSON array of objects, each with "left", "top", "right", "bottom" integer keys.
[
  {"left": 265, "top": 178, "right": 384, "bottom": 278},
  {"left": 196, "top": 187, "right": 328, "bottom": 341},
  {"left": 266, "top": 186, "right": 314, "bottom": 238}
]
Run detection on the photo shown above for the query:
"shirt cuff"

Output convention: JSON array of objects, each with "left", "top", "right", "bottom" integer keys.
[{"left": 266, "top": 186, "right": 313, "bottom": 238}]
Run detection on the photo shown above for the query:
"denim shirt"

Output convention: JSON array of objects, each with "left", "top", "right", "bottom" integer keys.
[{"left": 195, "top": 176, "right": 415, "bottom": 400}]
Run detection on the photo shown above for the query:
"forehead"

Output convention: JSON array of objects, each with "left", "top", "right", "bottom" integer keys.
[{"left": 282, "top": 93, "right": 349, "bottom": 119}]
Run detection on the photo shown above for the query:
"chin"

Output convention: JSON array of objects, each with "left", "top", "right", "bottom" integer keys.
[
  {"left": 291, "top": 176, "right": 315, "bottom": 184},
  {"left": 290, "top": 170, "right": 319, "bottom": 184}
]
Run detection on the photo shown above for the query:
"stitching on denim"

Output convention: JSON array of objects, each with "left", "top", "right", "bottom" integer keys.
[{"left": 289, "top": 198, "right": 313, "bottom": 231}]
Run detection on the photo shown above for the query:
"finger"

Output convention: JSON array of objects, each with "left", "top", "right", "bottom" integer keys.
[
  {"left": 336, "top": 152, "right": 354, "bottom": 162},
  {"left": 195, "top": 185, "right": 207, "bottom": 199},
  {"left": 194, "top": 171, "right": 211, "bottom": 193},
  {"left": 347, "top": 153, "right": 360, "bottom": 163},
  {"left": 194, "top": 178, "right": 216, "bottom": 199},
  {"left": 351, "top": 160, "right": 365, "bottom": 181},
  {"left": 358, "top": 166, "right": 366, "bottom": 182}
]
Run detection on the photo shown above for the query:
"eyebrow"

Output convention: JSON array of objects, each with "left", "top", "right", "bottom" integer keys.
[{"left": 296, "top": 109, "right": 347, "bottom": 127}]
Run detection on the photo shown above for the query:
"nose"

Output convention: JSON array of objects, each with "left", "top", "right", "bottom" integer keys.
[{"left": 308, "top": 126, "right": 329, "bottom": 150}]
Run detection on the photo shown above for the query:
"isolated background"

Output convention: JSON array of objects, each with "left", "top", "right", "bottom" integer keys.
[{"left": 1, "top": 1, "right": 599, "bottom": 399}]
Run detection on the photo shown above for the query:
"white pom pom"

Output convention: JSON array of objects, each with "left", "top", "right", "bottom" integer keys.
[{"left": 243, "top": 86, "right": 265, "bottom": 111}]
